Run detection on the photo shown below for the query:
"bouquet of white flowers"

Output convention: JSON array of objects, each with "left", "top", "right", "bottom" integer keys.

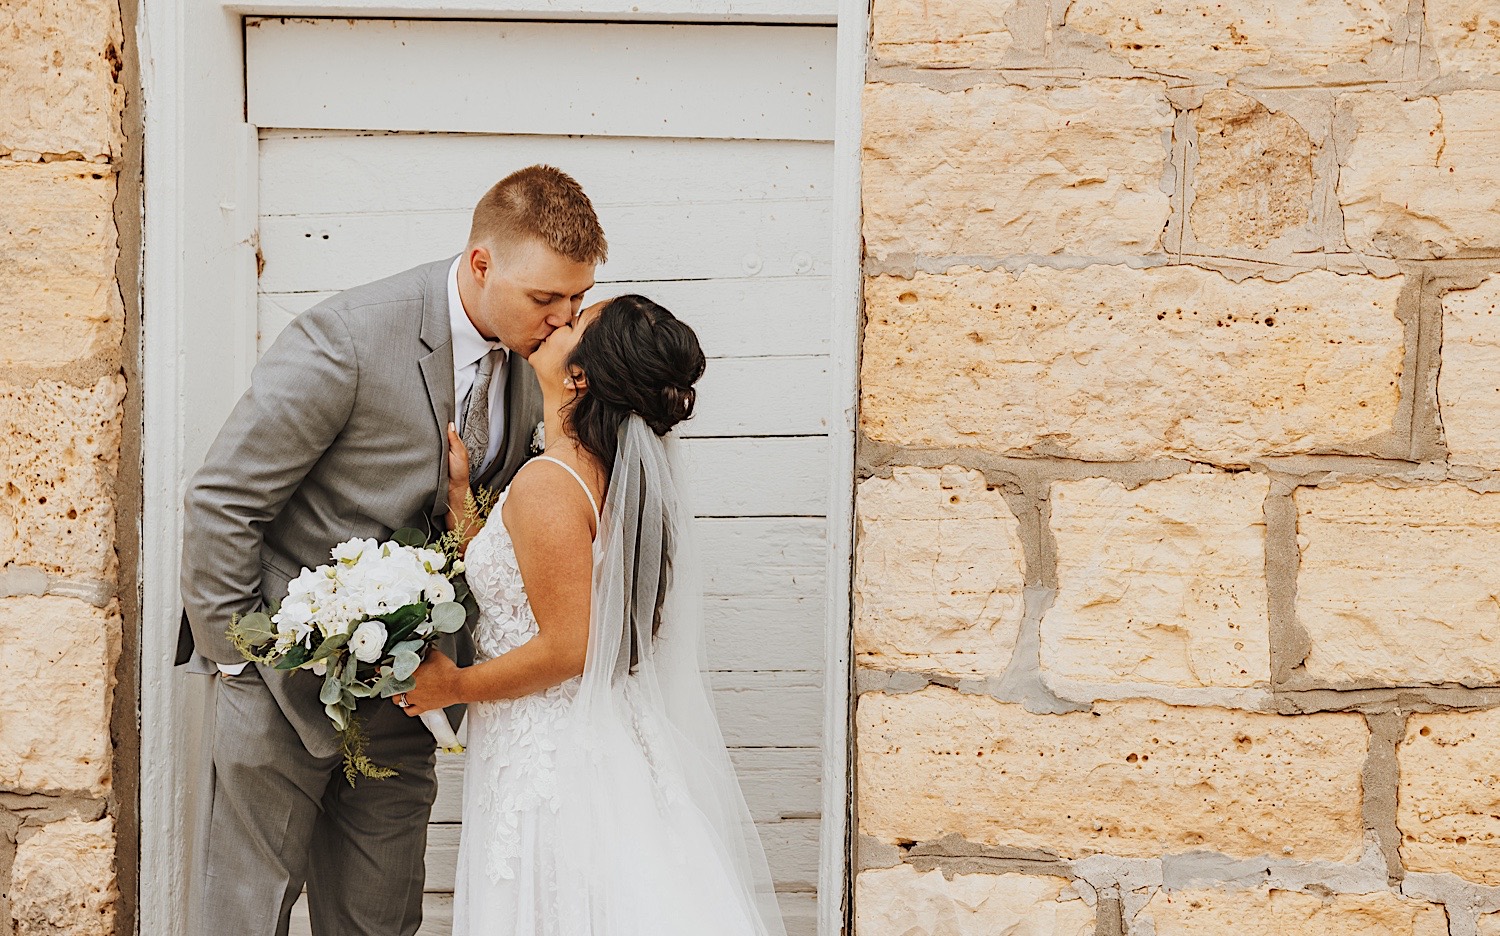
[{"left": 227, "top": 513, "right": 487, "bottom": 783}]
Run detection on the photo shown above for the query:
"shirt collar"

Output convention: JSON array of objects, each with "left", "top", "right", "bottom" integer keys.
[{"left": 448, "top": 255, "right": 507, "bottom": 369}]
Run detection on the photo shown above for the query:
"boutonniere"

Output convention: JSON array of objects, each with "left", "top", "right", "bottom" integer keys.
[{"left": 527, "top": 420, "right": 546, "bottom": 457}]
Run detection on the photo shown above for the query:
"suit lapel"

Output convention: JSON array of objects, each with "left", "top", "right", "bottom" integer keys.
[{"left": 420, "top": 257, "right": 459, "bottom": 525}]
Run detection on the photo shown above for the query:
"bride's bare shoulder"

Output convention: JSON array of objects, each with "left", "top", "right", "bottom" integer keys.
[{"left": 501, "top": 457, "right": 597, "bottom": 542}]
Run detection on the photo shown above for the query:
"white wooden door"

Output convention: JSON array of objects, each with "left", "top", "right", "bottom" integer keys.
[{"left": 245, "top": 18, "right": 837, "bottom": 935}]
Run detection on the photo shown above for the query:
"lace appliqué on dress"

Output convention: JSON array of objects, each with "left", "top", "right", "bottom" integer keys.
[{"left": 462, "top": 491, "right": 579, "bottom": 886}]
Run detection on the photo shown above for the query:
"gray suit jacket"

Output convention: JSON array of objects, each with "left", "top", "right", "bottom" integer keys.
[{"left": 179, "top": 257, "right": 543, "bottom": 758}]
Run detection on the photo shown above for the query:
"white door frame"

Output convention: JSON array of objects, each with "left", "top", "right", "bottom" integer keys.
[{"left": 137, "top": 3, "right": 864, "bottom": 933}]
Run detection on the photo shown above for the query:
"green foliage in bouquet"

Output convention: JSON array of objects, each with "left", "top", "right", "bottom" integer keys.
[{"left": 225, "top": 487, "right": 496, "bottom": 785}]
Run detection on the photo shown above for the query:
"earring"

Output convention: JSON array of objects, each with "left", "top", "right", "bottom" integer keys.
[{"left": 563, "top": 377, "right": 575, "bottom": 390}]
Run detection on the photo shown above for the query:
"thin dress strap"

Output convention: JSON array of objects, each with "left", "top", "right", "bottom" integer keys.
[{"left": 530, "top": 455, "right": 601, "bottom": 523}]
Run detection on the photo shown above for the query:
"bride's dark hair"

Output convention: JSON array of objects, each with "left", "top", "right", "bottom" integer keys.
[
  {"left": 561, "top": 294, "right": 706, "bottom": 473},
  {"left": 562, "top": 295, "right": 704, "bottom": 663}
]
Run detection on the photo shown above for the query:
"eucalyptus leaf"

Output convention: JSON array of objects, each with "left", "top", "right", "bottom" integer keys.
[
  {"left": 378, "top": 676, "right": 416, "bottom": 698},
  {"left": 232, "top": 611, "right": 275, "bottom": 646},
  {"left": 390, "top": 639, "right": 424, "bottom": 657},
  {"left": 392, "top": 528, "right": 427, "bottom": 548},
  {"left": 340, "top": 656, "right": 358, "bottom": 685},
  {"left": 346, "top": 683, "right": 375, "bottom": 698},
  {"left": 392, "top": 649, "right": 422, "bottom": 681},
  {"left": 325, "top": 702, "right": 349, "bottom": 731},
  {"left": 431, "top": 601, "right": 466, "bottom": 634},
  {"left": 310, "top": 632, "right": 350, "bottom": 663},
  {"left": 341, "top": 689, "right": 359, "bottom": 708},
  {"left": 319, "top": 670, "right": 343, "bottom": 706}
]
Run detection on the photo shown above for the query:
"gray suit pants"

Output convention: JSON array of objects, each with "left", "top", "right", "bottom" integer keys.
[{"left": 189, "top": 666, "right": 437, "bottom": 935}]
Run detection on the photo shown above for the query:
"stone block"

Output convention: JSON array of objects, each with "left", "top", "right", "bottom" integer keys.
[
  {"left": 1062, "top": 0, "right": 1394, "bottom": 75},
  {"left": 871, "top": 0, "right": 1015, "bottom": 67},
  {"left": 858, "top": 687, "right": 1367, "bottom": 861},
  {"left": 1439, "top": 274, "right": 1500, "bottom": 469},
  {"left": 0, "top": 596, "right": 118, "bottom": 794},
  {"left": 1134, "top": 887, "right": 1447, "bottom": 935},
  {"left": 1399, "top": 709, "right": 1500, "bottom": 884},
  {"left": 1483, "top": 909, "right": 1500, "bottom": 936},
  {"left": 861, "top": 266, "right": 1404, "bottom": 463},
  {"left": 1295, "top": 482, "right": 1500, "bottom": 687},
  {"left": 1190, "top": 90, "right": 1314, "bottom": 250},
  {"left": 856, "top": 864, "right": 1095, "bottom": 936},
  {"left": 0, "top": 162, "right": 123, "bottom": 369},
  {"left": 10, "top": 816, "right": 116, "bottom": 936},
  {"left": 1044, "top": 472, "right": 1271, "bottom": 693},
  {"left": 855, "top": 466, "right": 1026, "bottom": 678},
  {"left": 1427, "top": 0, "right": 1500, "bottom": 76},
  {"left": 0, "top": 376, "right": 125, "bottom": 579},
  {"left": 0, "top": 0, "right": 123, "bottom": 159},
  {"left": 863, "top": 81, "right": 1172, "bottom": 261},
  {"left": 1339, "top": 91, "right": 1500, "bottom": 257}
]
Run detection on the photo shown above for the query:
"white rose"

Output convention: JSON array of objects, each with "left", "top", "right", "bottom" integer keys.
[
  {"left": 424, "top": 574, "right": 455, "bottom": 605},
  {"left": 286, "top": 567, "right": 324, "bottom": 598},
  {"left": 349, "top": 619, "right": 388, "bottom": 663}
]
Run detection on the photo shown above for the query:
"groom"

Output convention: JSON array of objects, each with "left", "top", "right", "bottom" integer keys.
[{"left": 178, "top": 165, "right": 607, "bottom": 934}]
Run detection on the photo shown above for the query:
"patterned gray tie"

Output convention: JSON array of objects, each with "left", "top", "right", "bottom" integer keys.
[{"left": 460, "top": 348, "right": 502, "bottom": 483}]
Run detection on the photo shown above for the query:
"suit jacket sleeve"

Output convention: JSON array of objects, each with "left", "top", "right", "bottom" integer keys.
[{"left": 179, "top": 305, "right": 358, "bottom": 664}]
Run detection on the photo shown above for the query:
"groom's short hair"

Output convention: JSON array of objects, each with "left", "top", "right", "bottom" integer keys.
[{"left": 469, "top": 165, "right": 608, "bottom": 265}]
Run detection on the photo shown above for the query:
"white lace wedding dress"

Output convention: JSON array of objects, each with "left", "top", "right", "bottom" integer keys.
[{"left": 451, "top": 455, "right": 781, "bottom": 936}]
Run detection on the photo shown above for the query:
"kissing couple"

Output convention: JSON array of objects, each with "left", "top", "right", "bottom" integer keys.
[{"left": 179, "top": 165, "right": 787, "bottom": 935}]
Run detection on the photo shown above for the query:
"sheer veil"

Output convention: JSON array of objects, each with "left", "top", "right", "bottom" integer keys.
[{"left": 554, "top": 415, "right": 788, "bottom": 935}]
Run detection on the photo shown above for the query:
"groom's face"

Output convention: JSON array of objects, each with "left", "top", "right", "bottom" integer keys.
[{"left": 469, "top": 239, "right": 597, "bottom": 358}]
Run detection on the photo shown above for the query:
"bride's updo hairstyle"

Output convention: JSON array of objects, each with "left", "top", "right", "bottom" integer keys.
[{"left": 562, "top": 294, "right": 706, "bottom": 472}]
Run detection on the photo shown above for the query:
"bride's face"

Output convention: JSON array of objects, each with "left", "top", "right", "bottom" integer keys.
[{"left": 532, "top": 299, "right": 607, "bottom": 392}]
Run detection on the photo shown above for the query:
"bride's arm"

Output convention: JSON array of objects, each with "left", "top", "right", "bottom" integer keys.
[{"left": 404, "top": 461, "right": 594, "bottom": 712}]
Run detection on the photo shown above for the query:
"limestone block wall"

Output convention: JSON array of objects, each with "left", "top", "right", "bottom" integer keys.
[
  {"left": 0, "top": 0, "right": 128, "bottom": 932},
  {"left": 854, "top": 0, "right": 1500, "bottom": 933}
]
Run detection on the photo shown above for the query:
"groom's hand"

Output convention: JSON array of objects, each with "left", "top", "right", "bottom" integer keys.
[
  {"left": 446, "top": 423, "right": 474, "bottom": 536},
  {"left": 400, "top": 648, "right": 462, "bottom": 716}
]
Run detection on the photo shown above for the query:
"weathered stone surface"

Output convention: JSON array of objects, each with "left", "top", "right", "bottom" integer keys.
[
  {"left": 1134, "top": 887, "right": 1447, "bottom": 935},
  {"left": 1427, "top": 0, "right": 1500, "bottom": 76},
  {"left": 856, "top": 864, "right": 1095, "bottom": 936},
  {"left": 1439, "top": 274, "right": 1500, "bottom": 469},
  {"left": 856, "top": 467, "right": 1026, "bottom": 678},
  {"left": 10, "top": 816, "right": 116, "bottom": 936},
  {"left": 1296, "top": 483, "right": 1500, "bottom": 687},
  {"left": 0, "top": 596, "right": 118, "bottom": 794},
  {"left": 0, "top": 162, "right": 122, "bottom": 369},
  {"left": 1399, "top": 709, "right": 1500, "bottom": 884},
  {"left": 858, "top": 687, "right": 1367, "bottom": 860},
  {"left": 861, "top": 267, "right": 1404, "bottom": 463},
  {"left": 1191, "top": 90, "right": 1314, "bottom": 250},
  {"left": 0, "top": 0, "right": 124, "bottom": 159},
  {"left": 871, "top": 0, "right": 1015, "bottom": 67},
  {"left": 1044, "top": 472, "right": 1271, "bottom": 692},
  {"left": 1063, "top": 0, "right": 1394, "bottom": 75},
  {"left": 0, "top": 377, "right": 125, "bottom": 579},
  {"left": 1483, "top": 910, "right": 1500, "bottom": 936},
  {"left": 1339, "top": 91, "right": 1500, "bottom": 257},
  {"left": 863, "top": 81, "right": 1172, "bottom": 261}
]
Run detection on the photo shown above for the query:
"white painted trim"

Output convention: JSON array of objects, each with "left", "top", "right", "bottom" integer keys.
[
  {"left": 224, "top": 0, "right": 836, "bottom": 24},
  {"left": 819, "top": 0, "right": 864, "bottom": 933},
  {"left": 138, "top": 0, "right": 259, "bottom": 931}
]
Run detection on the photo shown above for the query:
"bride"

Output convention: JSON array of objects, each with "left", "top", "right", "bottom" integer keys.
[{"left": 398, "top": 294, "right": 786, "bottom": 936}]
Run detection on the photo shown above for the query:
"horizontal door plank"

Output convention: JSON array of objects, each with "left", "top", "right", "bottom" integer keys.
[
  {"left": 699, "top": 517, "right": 828, "bottom": 599},
  {"left": 256, "top": 200, "right": 833, "bottom": 293},
  {"left": 247, "top": 19, "right": 835, "bottom": 140},
  {"left": 259, "top": 132, "right": 833, "bottom": 216},
  {"left": 685, "top": 436, "right": 830, "bottom": 517},
  {"left": 261, "top": 275, "right": 833, "bottom": 359}
]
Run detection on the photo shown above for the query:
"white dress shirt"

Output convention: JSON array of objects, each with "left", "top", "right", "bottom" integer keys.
[
  {"left": 448, "top": 256, "right": 509, "bottom": 474},
  {"left": 216, "top": 258, "right": 509, "bottom": 678}
]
